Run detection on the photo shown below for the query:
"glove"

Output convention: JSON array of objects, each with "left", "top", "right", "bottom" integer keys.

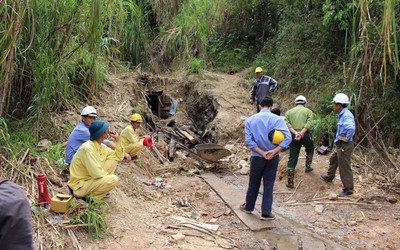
[{"left": 143, "top": 135, "right": 153, "bottom": 147}]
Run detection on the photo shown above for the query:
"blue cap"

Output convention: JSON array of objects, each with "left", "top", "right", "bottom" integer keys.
[{"left": 89, "top": 120, "right": 109, "bottom": 141}]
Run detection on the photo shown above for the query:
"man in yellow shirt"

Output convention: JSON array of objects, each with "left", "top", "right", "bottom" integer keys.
[
  {"left": 120, "top": 113, "right": 145, "bottom": 158},
  {"left": 68, "top": 120, "right": 124, "bottom": 199}
]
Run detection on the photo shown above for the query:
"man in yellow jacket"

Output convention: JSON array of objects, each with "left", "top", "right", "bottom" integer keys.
[
  {"left": 68, "top": 120, "right": 124, "bottom": 199},
  {"left": 120, "top": 113, "right": 145, "bottom": 158}
]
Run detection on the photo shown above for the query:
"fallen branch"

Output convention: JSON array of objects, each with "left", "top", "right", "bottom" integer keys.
[
  {"left": 313, "top": 201, "right": 383, "bottom": 206},
  {"left": 43, "top": 157, "right": 59, "bottom": 177},
  {"left": 67, "top": 229, "right": 82, "bottom": 250},
  {"left": 1, "top": 155, "right": 32, "bottom": 180},
  {"left": 286, "top": 202, "right": 312, "bottom": 206},
  {"left": 285, "top": 179, "right": 303, "bottom": 202},
  {"left": 312, "top": 188, "right": 320, "bottom": 199},
  {"left": 151, "top": 146, "right": 165, "bottom": 164},
  {"left": 18, "top": 148, "right": 30, "bottom": 165},
  {"left": 354, "top": 114, "right": 386, "bottom": 150},
  {"left": 64, "top": 224, "right": 89, "bottom": 229}
]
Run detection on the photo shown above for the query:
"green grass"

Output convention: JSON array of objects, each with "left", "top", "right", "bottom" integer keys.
[
  {"left": 188, "top": 58, "right": 203, "bottom": 74},
  {"left": 70, "top": 199, "right": 110, "bottom": 237}
]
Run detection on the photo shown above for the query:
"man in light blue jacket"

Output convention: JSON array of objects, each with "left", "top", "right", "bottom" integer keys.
[
  {"left": 240, "top": 97, "right": 291, "bottom": 220},
  {"left": 321, "top": 93, "right": 356, "bottom": 196}
]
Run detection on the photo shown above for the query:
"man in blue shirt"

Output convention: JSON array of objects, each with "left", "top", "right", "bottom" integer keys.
[
  {"left": 240, "top": 97, "right": 291, "bottom": 220},
  {"left": 321, "top": 93, "right": 356, "bottom": 196},
  {"left": 249, "top": 67, "right": 278, "bottom": 113},
  {"left": 66, "top": 106, "right": 119, "bottom": 165}
]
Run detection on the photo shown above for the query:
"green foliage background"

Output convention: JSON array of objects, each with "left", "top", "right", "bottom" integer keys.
[{"left": 0, "top": 0, "right": 399, "bottom": 149}]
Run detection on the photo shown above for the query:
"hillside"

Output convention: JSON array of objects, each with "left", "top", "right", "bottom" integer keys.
[{"left": 28, "top": 70, "right": 399, "bottom": 250}]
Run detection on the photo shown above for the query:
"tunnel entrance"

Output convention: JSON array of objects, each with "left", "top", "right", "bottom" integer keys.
[{"left": 146, "top": 91, "right": 175, "bottom": 119}]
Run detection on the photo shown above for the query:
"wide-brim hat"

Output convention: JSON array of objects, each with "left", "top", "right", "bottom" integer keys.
[{"left": 89, "top": 120, "right": 109, "bottom": 141}]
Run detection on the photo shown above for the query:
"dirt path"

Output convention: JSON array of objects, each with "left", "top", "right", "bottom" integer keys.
[{"left": 68, "top": 70, "right": 400, "bottom": 250}]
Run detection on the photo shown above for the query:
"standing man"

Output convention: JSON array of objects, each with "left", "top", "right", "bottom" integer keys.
[
  {"left": 120, "top": 113, "right": 145, "bottom": 159},
  {"left": 0, "top": 178, "right": 34, "bottom": 250},
  {"left": 240, "top": 97, "right": 291, "bottom": 220},
  {"left": 250, "top": 67, "right": 278, "bottom": 112},
  {"left": 285, "top": 95, "right": 315, "bottom": 188},
  {"left": 321, "top": 93, "right": 355, "bottom": 196},
  {"left": 66, "top": 106, "right": 130, "bottom": 166},
  {"left": 68, "top": 120, "right": 124, "bottom": 199}
]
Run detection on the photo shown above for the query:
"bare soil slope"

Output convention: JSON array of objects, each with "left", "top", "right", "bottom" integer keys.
[{"left": 56, "top": 70, "right": 400, "bottom": 250}]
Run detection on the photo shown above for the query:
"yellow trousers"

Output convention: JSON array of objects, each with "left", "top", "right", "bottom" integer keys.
[
  {"left": 73, "top": 160, "right": 118, "bottom": 199},
  {"left": 125, "top": 139, "right": 144, "bottom": 157}
]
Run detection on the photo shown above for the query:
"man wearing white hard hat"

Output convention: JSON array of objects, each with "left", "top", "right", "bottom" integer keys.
[
  {"left": 65, "top": 106, "right": 116, "bottom": 165},
  {"left": 321, "top": 93, "right": 355, "bottom": 196},
  {"left": 284, "top": 95, "right": 315, "bottom": 188},
  {"left": 250, "top": 67, "right": 278, "bottom": 113}
]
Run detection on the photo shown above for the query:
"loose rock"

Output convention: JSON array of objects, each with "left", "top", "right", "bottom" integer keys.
[
  {"left": 329, "top": 192, "right": 338, "bottom": 201},
  {"left": 172, "top": 233, "right": 185, "bottom": 241},
  {"left": 315, "top": 205, "right": 324, "bottom": 214}
]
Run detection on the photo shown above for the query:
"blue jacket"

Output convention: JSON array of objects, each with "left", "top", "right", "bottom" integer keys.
[
  {"left": 65, "top": 122, "right": 109, "bottom": 164},
  {"left": 250, "top": 75, "right": 278, "bottom": 103},
  {"left": 335, "top": 108, "right": 355, "bottom": 143},
  {"left": 245, "top": 109, "right": 291, "bottom": 157}
]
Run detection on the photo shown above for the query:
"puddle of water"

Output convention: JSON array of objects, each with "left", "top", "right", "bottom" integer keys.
[{"left": 254, "top": 231, "right": 298, "bottom": 249}]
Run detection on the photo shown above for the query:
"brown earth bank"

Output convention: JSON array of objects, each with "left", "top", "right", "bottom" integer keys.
[{"left": 37, "top": 69, "right": 400, "bottom": 250}]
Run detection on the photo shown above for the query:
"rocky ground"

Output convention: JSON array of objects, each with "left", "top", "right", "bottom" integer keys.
[{"left": 45, "top": 69, "right": 400, "bottom": 250}]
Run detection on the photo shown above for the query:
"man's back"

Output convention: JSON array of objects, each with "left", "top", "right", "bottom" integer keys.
[
  {"left": 252, "top": 75, "right": 278, "bottom": 103},
  {"left": 65, "top": 122, "right": 90, "bottom": 164},
  {"left": 0, "top": 179, "right": 34, "bottom": 250},
  {"left": 285, "top": 105, "right": 313, "bottom": 130},
  {"left": 245, "top": 110, "right": 291, "bottom": 157}
]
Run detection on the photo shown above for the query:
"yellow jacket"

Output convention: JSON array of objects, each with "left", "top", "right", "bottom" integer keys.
[
  {"left": 120, "top": 125, "right": 139, "bottom": 147},
  {"left": 68, "top": 140, "right": 124, "bottom": 190}
]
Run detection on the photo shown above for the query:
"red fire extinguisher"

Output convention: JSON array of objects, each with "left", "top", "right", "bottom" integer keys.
[{"left": 37, "top": 173, "right": 51, "bottom": 207}]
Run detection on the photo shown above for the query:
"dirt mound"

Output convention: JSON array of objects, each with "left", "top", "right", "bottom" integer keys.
[{"left": 49, "top": 69, "right": 400, "bottom": 250}]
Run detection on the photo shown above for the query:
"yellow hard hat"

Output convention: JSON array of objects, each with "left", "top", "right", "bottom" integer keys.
[
  {"left": 268, "top": 129, "right": 284, "bottom": 145},
  {"left": 255, "top": 67, "right": 263, "bottom": 73},
  {"left": 130, "top": 113, "right": 143, "bottom": 122}
]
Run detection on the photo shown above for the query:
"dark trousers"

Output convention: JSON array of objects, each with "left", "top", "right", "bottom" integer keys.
[
  {"left": 244, "top": 155, "right": 279, "bottom": 216},
  {"left": 287, "top": 133, "right": 314, "bottom": 169},
  {"left": 326, "top": 141, "right": 354, "bottom": 191}
]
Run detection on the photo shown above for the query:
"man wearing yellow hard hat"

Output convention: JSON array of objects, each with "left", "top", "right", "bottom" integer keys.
[
  {"left": 120, "top": 113, "right": 150, "bottom": 159},
  {"left": 240, "top": 97, "right": 291, "bottom": 220},
  {"left": 250, "top": 67, "right": 278, "bottom": 112}
]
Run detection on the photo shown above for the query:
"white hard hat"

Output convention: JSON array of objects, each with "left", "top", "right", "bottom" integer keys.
[
  {"left": 295, "top": 95, "right": 307, "bottom": 104},
  {"left": 81, "top": 106, "right": 97, "bottom": 117},
  {"left": 332, "top": 93, "right": 350, "bottom": 104}
]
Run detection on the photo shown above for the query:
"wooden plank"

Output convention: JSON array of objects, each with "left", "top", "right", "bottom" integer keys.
[
  {"left": 201, "top": 173, "right": 275, "bottom": 231},
  {"left": 176, "top": 128, "right": 196, "bottom": 144}
]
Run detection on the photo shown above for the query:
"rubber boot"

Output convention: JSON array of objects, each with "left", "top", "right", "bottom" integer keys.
[
  {"left": 286, "top": 169, "right": 295, "bottom": 189},
  {"left": 305, "top": 152, "right": 314, "bottom": 173}
]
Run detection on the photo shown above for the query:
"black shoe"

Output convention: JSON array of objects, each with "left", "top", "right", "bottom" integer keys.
[
  {"left": 260, "top": 213, "right": 276, "bottom": 221},
  {"left": 338, "top": 190, "right": 353, "bottom": 197},
  {"left": 320, "top": 174, "right": 333, "bottom": 183},
  {"left": 239, "top": 203, "right": 252, "bottom": 214},
  {"left": 305, "top": 167, "right": 314, "bottom": 173}
]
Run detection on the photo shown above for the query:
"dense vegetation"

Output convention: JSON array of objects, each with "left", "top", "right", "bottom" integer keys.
[{"left": 0, "top": 0, "right": 399, "bottom": 148}]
